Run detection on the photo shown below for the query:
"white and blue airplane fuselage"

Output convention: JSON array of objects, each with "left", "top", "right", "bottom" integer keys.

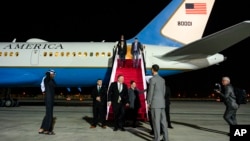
[
  {"left": 0, "top": 41, "right": 225, "bottom": 87},
  {"left": 0, "top": 0, "right": 249, "bottom": 89}
]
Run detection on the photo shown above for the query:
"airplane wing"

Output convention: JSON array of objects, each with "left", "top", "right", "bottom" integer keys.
[{"left": 159, "top": 21, "right": 250, "bottom": 60}]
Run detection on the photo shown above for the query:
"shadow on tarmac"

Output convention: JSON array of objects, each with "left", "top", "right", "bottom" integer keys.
[{"left": 172, "top": 121, "right": 229, "bottom": 135}]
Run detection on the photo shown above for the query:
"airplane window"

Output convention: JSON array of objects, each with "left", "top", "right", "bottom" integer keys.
[
  {"left": 78, "top": 52, "right": 82, "bottom": 56},
  {"left": 83, "top": 52, "right": 87, "bottom": 57},
  {"left": 15, "top": 52, "right": 19, "bottom": 57},
  {"left": 101, "top": 52, "right": 105, "bottom": 56},
  {"left": 49, "top": 52, "right": 53, "bottom": 57},
  {"left": 0, "top": 52, "right": 2, "bottom": 56},
  {"left": 66, "top": 52, "right": 70, "bottom": 57},
  {"left": 44, "top": 52, "right": 47, "bottom": 57},
  {"left": 4, "top": 52, "right": 8, "bottom": 56},
  {"left": 90, "top": 52, "right": 93, "bottom": 57},
  {"left": 55, "top": 52, "right": 59, "bottom": 57},
  {"left": 107, "top": 52, "right": 111, "bottom": 57},
  {"left": 10, "top": 52, "right": 13, "bottom": 56},
  {"left": 73, "top": 52, "right": 76, "bottom": 57},
  {"left": 96, "top": 52, "right": 99, "bottom": 57},
  {"left": 61, "top": 52, "right": 64, "bottom": 57}
]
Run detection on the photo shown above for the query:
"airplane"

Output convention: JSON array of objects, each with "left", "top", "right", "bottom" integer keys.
[{"left": 0, "top": 0, "right": 249, "bottom": 108}]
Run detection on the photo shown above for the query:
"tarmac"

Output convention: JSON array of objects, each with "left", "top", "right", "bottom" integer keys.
[{"left": 0, "top": 101, "right": 249, "bottom": 141}]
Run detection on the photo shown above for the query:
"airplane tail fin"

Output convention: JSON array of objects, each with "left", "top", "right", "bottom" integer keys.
[{"left": 128, "top": 0, "right": 215, "bottom": 47}]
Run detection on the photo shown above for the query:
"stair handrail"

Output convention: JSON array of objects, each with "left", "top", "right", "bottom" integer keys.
[
  {"left": 140, "top": 49, "right": 149, "bottom": 121},
  {"left": 106, "top": 43, "right": 119, "bottom": 120},
  {"left": 142, "top": 45, "right": 146, "bottom": 74}
]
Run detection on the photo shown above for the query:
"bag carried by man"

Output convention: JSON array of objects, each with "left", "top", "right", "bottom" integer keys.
[{"left": 233, "top": 87, "right": 248, "bottom": 105}]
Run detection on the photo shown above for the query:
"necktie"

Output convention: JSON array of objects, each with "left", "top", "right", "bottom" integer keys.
[
  {"left": 118, "top": 83, "right": 122, "bottom": 103},
  {"left": 134, "top": 43, "right": 137, "bottom": 51},
  {"left": 119, "top": 83, "right": 122, "bottom": 92},
  {"left": 98, "top": 86, "right": 100, "bottom": 92}
]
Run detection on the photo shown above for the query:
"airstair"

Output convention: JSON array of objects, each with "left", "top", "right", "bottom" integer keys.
[{"left": 106, "top": 45, "right": 148, "bottom": 121}]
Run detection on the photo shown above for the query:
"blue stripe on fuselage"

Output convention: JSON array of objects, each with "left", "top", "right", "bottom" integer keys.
[
  {"left": 145, "top": 69, "right": 183, "bottom": 77},
  {"left": 0, "top": 68, "right": 112, "bottom": 88},
  {"left": 0, "top": 67, "right": 184, "bottom": 88}
]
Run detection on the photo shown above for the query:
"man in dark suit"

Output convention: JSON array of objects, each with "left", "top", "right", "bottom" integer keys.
[
  {"left": 131, "top": 37, "right": 143, "bottom": 68},
  {"left": 147, "top": 64, "right": 169, "bottom": 141},
  {"left": 117, "top": 35, "right": 127, "bottom": 68},
  {"left": 215, "top": 76, "right": 239, "bottom": 125},
  {"left": 165, "top": 84, "right": 173, "bottom": 129},
  {"left": 90, "top": 79, "right": 108, "bottom": 129},
  {"left": 108, "top": 74, "right": 129, "bottom": 131}
]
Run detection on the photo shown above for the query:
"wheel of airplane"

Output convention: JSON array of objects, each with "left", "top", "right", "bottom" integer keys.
[
  {"left": 5, "top": 99, "right": 14, "bottom": 107},
  {"left": 0, "top": 99, "right": 4, "bottom": 107},
  {"left": 13, "top": 99, "right": 19, "bottom": 107}
]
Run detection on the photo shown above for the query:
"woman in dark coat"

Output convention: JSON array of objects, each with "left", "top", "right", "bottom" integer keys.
[
  {"left": 38, "top": 70, "right": 56, "bottom": 135},
  {"left": 127, "top": 80, "right": 146, "bottom": 128}
]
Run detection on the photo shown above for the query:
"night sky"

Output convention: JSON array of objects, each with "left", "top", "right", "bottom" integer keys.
[{"left": 0, "top": 0, "right": 249, "bottom": 97}]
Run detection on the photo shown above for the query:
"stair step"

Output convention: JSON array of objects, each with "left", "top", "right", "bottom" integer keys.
[{"left": 107, "top": 58, "right": 147, "bottom": 121}]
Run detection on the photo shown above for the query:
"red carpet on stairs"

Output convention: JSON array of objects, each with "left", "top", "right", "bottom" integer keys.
[{"left": 107, "top": 59, "right": 148, "bottom": 121}]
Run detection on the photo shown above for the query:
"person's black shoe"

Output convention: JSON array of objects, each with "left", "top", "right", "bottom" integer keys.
[
  {"left": 101, "top": 125, "right": 107, "bottom": 129},
  {"left": 44, "top": 131, "right": 55, "bottom": 135},
  {"left": 168, "top": 125, "right": 174, "bottom": 129},
  {"left": 89, "top": 125, "right": 96, "bottom": 128},
  {"left": 120, "top": 127, "right": 126, "bottom": 131},
  {"left": 113, "top": 127, "right": 118, "bottom": 131},
  {"left": 149, "top": 130, "right": 154, "bottom": 135}
]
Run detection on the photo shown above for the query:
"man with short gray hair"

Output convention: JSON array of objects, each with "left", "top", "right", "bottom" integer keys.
[{"left": 215, "top": 76, "right": 239, "bottom": 125}]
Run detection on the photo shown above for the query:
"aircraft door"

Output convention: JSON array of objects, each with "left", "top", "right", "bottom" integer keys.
[{"left": 30, "top": 50, "right": 39, "bottom": 65}]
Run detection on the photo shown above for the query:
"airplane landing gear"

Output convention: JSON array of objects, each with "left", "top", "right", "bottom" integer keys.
[{"left": 0, "top": 88, "right": 19, "bottom": 107}]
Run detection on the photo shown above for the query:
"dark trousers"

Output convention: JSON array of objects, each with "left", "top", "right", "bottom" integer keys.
[
  {"left": 126, "top": 108, "right": 139, "bottom": 126},
  {"left": 224, "top": 106, "right": 237, "bottom": 125},
  {"left": 148, "top": 110, "right": 154, "bottom": 131},
  {"left": 40, "top": 101, "right": 54, "bottom": 131},
  {"left": 165, "top": 105, "right": 171, "bottom": 126},
  {"left": 113, "top": 103, "right": 125, "bottom": 128},
  {"left": 92, "top": 104, "right": 107, "bottom": 126},
  {"left": 118, "top": 54, "right": 126, "bottom": 67}
]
